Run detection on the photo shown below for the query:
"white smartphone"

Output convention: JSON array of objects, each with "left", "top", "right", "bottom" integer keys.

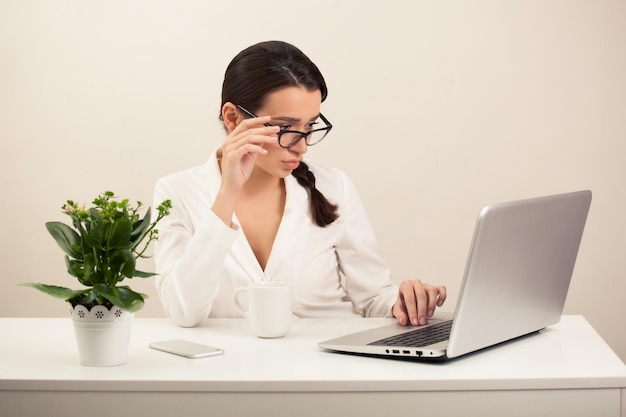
[{"left": 149, "top": 339, "right": 224, "bottom": 358}]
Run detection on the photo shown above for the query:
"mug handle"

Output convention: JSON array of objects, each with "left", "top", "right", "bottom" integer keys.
[{"left": 233, "top": 287, "right": 248, "bottom": 317}]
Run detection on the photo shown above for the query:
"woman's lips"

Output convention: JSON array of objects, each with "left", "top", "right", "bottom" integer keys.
[{"left": 283, "top": 160, "right": 301, "bottom": 170}]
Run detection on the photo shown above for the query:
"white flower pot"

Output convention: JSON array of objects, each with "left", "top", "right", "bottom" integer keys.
[{"left": 69, "top": 304, "right": 134, "bottom": 366}]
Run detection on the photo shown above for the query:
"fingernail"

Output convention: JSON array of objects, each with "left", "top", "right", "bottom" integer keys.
[
  {"left": 412, "top": 317, "right": 418, "bottom": 326},
  {"left": 419, "top": 317, "right": 426, "bottom": 325},
  {"left": 428, "top": 310, "right": 434, "bottom": 317}
]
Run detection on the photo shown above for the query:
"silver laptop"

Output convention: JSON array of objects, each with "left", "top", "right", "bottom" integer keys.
[{"left": 319, "top": 190, "right": 592, "bottom": 361}]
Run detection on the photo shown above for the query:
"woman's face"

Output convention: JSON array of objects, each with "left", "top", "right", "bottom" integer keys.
[{"left": 251, "top": 86, "right": 322, "bottom": 178}]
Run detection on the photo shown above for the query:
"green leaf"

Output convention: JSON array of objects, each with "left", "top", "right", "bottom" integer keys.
[
  {"left": 75, "top": 221, "right": 94, "bottom": 249},
  {"left": 130, "top": 208, "right": 151, "bottom": 242},
  {"left": 65, "top": 256, "right": 85, "bottom": 280},
  {"left": 46, "top": 222, "right": 82, "bottom": 259},
  {"left": 21, "top": 283, "right": 77, "bottom": 300},
  {"left": 69, "top": 290, "right": 98, "bottom": 306},
  {"left": 109, "top": 218, "right": 132, "bottom": 249},
  {"left": 110, "top": 248, "right": 135, "bottom": 278},
  {"left": 89, "top": 207, "right": 99, "bottom": 219},
  {"left": 91, "top": 218, "right": 110, "bottom": 248},
  {"left": 133, "top": 270, "right": 156, "bottom": 278},
  {"left": 82, "top": 253, "right": 96, "bottom": 285},
  {"left": 93, "top": 284, "right": 145, "bottom": 312}
]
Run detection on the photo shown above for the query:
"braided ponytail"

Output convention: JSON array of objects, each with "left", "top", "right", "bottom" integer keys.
[{"left": 292, "top": 162, "right": 339, "bottom": 227}]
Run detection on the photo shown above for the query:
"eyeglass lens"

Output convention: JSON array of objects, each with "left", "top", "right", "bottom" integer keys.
[{"left": 279, "top": 128, "right": 329, "bottom": 148}]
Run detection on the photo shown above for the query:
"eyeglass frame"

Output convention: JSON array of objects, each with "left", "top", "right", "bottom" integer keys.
[{"left": 235, "top": 104, "right": 333, "bottom": 149}]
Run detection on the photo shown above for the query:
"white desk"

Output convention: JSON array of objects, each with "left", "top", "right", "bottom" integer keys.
[{"left": 1, "top": 316, "right": 625, "bottom": 417}]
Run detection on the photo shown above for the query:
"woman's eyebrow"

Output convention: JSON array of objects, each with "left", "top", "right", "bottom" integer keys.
[{"left": 271, "top": 114, "right": 320, "bottom": 123}]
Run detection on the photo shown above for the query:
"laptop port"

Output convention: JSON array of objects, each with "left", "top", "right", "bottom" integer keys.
[
  {"left": 392, "top": 349, "right": 400, "bottom": 354},
  {"left": 415, "top": 351, "right": 423, "bottom": 357},
  {"left": 403, "top": 350, "right": 410, "bottom": 354}
]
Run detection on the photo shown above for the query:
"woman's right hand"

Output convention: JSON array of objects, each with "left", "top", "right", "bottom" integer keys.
[
  {"left": 212, "top": 115, "right": 279, "bottom": 227},
  {"left": 219, "top": 116, "right": 279, "bottom": 192}
]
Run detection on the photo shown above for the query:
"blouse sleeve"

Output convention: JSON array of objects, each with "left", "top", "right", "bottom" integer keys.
[
  {"left": 153, "top": 174, "right": 238, "bottom": 327},
  {"left": 332, "top": 170, "right": 398, "bottom": 317}
]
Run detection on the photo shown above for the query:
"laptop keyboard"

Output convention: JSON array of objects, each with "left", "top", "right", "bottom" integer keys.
[{"left": 368, "top": 321, "right": 453, "bottom": 347}]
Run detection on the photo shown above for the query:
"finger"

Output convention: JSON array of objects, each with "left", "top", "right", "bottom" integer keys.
[
  {"left": 235, "top": 115, "right": 272, "bottom": 131},
  {"left": 437, "top": 285, "right": 447, "bottom": 307},
  {"left": 398, "top": 280, "right": 420, "bottom": 326},
  {"left": 392, "top": 295, "right": 409, "bottom": 326},
  {"left": 222, "top": 130, "right": 278, "bottom": 161},
  {"left": 425, "top": 286, "right": 441, "bottom": 318},
  {"left": 225, "top": 115, "right": 276, "bottom": 143},
  {"left": 413, "top": 281, "right": 429, "bottom": 326},
  {"left": 236, "top": 123, "right": 278, "bottom": 140},
  {"left": 227, "top": 125, "right": 279, "bottom": 148},
  {"left": 230, "top": 143, "right": 270, "bottom": 160}
]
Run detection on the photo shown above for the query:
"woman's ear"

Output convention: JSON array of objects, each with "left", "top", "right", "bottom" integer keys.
[{"left": 221, "top": 102, "right": 241, "bottom": 133}]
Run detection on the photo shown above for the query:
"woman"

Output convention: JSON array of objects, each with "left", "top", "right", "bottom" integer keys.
[{"left": 153, "top": 40, "right": 446, "bottom": 328}]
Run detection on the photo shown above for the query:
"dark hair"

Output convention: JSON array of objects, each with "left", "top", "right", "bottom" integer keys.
[{"left": 220, "top": 41, "right": 338, "bottom": 227}]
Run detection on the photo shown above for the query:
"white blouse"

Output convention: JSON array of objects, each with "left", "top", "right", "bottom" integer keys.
[{"left": 153, "top": 149, "right": 398, "bottom": 327}]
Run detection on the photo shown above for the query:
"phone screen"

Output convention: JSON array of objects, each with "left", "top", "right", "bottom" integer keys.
[{"left": 149, "top": 339, "right": 224, "bottom": 358}]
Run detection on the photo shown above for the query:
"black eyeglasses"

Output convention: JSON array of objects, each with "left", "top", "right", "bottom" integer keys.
[{"left": 236, "top": 105, "right": 333, "bottom": 149}]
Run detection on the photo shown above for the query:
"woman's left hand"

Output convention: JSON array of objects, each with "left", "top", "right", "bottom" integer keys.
[{"left": 392, "top": 279, "right": 447, "bottom": 326}]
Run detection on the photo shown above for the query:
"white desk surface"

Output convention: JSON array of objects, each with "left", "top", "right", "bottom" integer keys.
[
  {"left": 1, "top": 315, "right": 624, "bottom": 392},
  {"left": 2, "top": 315, "right": 626, "bottom": 417}
]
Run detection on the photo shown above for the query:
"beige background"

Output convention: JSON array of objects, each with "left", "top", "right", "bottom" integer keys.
[{"left": 1, "top": 1, "right": 624, "bottom": 361}]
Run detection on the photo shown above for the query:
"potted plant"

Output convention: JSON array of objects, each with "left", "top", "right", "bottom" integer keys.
[{"left": 23, "top": 191, "right": 171, "bottom": 366}]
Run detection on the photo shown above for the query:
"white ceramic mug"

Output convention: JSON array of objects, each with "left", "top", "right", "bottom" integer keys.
[{"left": 233, "top": 281, "right": 293, "bottom": 338}]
